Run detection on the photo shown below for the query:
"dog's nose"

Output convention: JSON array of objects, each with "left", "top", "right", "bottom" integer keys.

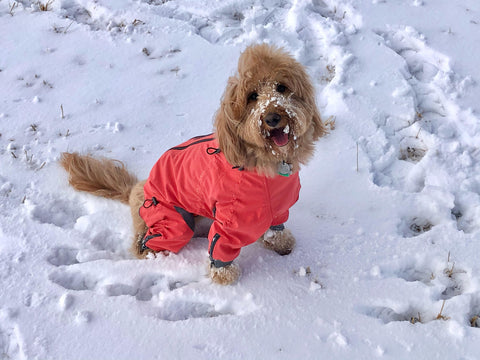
[{"left": 264, "top": 113, "right": 281, "bottom": 128}]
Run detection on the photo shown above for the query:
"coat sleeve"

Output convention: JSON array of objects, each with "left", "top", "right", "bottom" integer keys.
[
  {"left": 271, "top": 210, "right": 289, "bottom": 227},
  {"left": 208, "top": 198, "right": 271, "bottom": 267}
]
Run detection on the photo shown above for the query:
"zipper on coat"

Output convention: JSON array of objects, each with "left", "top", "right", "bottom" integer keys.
[{"left": 169, "top": 134, "right": 214, "bottom": 151}]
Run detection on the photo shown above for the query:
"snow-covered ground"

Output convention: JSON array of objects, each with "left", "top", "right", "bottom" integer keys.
[{"left": 1, "top": 0, "right": 480, "bottom": 358}]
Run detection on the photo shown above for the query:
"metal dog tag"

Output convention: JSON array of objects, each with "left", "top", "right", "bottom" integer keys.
[{"left": 278, "top": 161, "right": 292, "bottom": 177}]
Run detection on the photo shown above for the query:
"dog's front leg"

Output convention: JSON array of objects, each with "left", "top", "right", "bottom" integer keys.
[
  {"left": 209, "top": 263, "right": 241, "bottom": 285},
  {"left": 260, "top": 224, "right": 296, "bottom": 256}
]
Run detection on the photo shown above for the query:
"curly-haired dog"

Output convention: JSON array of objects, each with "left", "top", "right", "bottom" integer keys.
[{"left": 60, "top": 44, "right": 325, "bottom": 285}]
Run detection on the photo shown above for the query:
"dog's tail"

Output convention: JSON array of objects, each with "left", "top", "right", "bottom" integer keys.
[{"left": 60, "top": 152, "right": 138, "bottom": 204}]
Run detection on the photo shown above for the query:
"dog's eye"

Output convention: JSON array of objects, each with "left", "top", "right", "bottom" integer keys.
[
  {"left": 276, "top": 84, "right": 287, "bottom": 93},
  {"left": 248, "top": 92, "right": 258, "bottom": 102}
]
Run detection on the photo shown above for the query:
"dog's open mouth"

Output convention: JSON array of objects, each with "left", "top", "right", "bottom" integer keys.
[{"left": 268, "top": 126, "right": 289, "bottom": 147}]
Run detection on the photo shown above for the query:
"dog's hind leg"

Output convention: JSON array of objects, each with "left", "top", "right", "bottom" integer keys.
[{"left": 129, "top": 180, "right": 149, "bottom": 258}]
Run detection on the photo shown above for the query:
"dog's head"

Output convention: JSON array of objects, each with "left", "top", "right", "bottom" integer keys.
[{"left": 215, "top": 44, "right": 326, "bottom": 176}]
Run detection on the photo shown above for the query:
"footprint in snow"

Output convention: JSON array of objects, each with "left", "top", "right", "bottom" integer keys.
[
  {"left": 365, "top": 305, "right": 429, "bottom": 324},
  {"left": 364, "top": 255, "right": 472, "bottom": 325},
  {"left": 47, "top": 247, "right": 79, "bottom": 266},
  {"left": 152, "top": 299, "right": 230, "bottom": 321},
  {"left": 47, "top": 264, "right": 246, "bottom": 321},
  {"left": 25, "top": 194, "right": 86, "bottom": 229},
  {"left": 390, "top": 255, "right": 468, "bottom": 301},
  {"left": 468, "top": 294, "right": 480, "bottom": 328},
  {"left": 362, "top": 26, "right": 470, "bottom": 196},
  {"left": 0, "top": 309, "right": 26, "bottom": 360},
  {"left": 398, "top": 216, "right": 434, "bottom": 238},
  {"left": 49, "top": 268, "right": 170, "bottom": 300}
]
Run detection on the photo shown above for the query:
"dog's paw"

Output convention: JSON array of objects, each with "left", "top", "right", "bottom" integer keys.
[
  {"left": 209, "top": 263, "right": 241, "bottom": 285},
  {"left": 261, "top": 228, "right": 296, "bottom": 256}
]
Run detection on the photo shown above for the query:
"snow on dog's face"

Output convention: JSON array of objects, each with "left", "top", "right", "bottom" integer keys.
[{"left": 215, "top": 44, "right": 326, "bottom": 176}]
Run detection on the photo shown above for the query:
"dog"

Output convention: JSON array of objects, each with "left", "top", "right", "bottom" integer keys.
[{"left": 60, "top": 44, "right": 325, "bottom": 285}]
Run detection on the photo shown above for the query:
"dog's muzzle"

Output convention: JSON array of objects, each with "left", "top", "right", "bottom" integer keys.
[{"left": 264, "top": 113, "right": 289, "bottom": 147}]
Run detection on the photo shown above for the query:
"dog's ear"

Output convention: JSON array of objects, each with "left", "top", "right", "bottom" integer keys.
[
  {"left": 280, "top": 55, "right": 327, "bottom": 142},
  {"left": 214, "top": 76, "right": 248, "bottom": 167},
  {"left": 295, "top": 68, "right": 327, "bottom": 142},
  {"left": 311, "top": 103, "right": 327, "bottom": 141},
  {"left": 297, "top": 67, "right": 326, "bottom": 141}
]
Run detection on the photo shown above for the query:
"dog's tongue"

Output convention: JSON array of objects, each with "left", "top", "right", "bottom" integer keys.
[{"left": 270, "top": 128, "right": 289, "bottom": 147}]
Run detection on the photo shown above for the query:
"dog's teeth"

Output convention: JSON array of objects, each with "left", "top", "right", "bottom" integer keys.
[{"left": 284, "top": 125, "right": 290, "bottom": 134}]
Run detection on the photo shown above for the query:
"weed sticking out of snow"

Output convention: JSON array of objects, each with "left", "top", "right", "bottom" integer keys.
[
  {"left": 38, "top": 0, "right": 55, "bottom": 12},
  {"left": 409, "top": 219, "right": 433, "bottom": 235},
  {"left": 471, "top": 316, "right": 480, "bottom": 328}
]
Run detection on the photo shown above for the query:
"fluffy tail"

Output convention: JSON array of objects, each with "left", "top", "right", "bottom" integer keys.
[{"left": 60, "top": 152, "right": 138, "bottom": 204}]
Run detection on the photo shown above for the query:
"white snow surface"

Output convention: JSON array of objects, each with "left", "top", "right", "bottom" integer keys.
[{"left": 1, "top": 0, "right": 480, "bottom": 359}]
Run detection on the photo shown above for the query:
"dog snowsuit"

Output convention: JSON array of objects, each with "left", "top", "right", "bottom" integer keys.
[{"left": 140, "top": 134, "right": 301, "bottom": 267}]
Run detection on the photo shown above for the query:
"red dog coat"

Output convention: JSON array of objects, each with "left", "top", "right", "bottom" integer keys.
[{"left": 139, "top": 134, "right": 301, "bottom": 267}]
